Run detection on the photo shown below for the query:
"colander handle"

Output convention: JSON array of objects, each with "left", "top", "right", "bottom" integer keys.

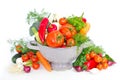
[{"left": 27, "top": 41, "right": 40, "bottom": 50}]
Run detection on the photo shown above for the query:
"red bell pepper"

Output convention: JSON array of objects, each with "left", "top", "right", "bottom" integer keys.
[
  {"left": 38, "top": 17, "right": 49, "bottom": 44},
  {"left": 84, "top": 59, "right": 98, "bottom": 70}
]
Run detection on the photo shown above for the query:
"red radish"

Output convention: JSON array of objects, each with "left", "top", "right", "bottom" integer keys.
[
  {"left": 108, "top": 61, "right": 116, "bottom": 66},
  {"left": 82, "top": 18, "right": 87, "bottom": 23},
  {"left": 47, "top": 24, "right": 57, "bottom": 33},
  {"left": 74, "top": 66, "right": 82, "bottom": 72}
]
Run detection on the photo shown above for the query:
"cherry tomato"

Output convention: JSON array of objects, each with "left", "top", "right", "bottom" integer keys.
[
  {"left": 102, "top": 62, "right": 108, "bottom": 69},
  {"left": 86, "top": 54, "right": 91, "bottom": 61},
  {"left": 59, "top": 27, "right": 72, "bottom": 39},
  {"left": 46, "top": 30, "right": 64, "bottom": 48},
  {"left": 32, "top": 62, "right": 40, "bottom": 70},
  {"left": 89, "top": 51, "right": 97, "bottom": 58},
  {"left": 59, "top": 17, "right": 67, "bottom": 25},
  {"left": 94, "top": 55, "right": 102, "bottom": 63},
  {"left": 96, "top": 63, "right": 103, "bottom": 70},
  {"left": 15, "top": 45, "right": 22, "bottom": 53},
  {"left": 31, "top": 55, "right": 39, "bottom": 63},
  {"left": 101, "top": 57, "right": 108, "bottom": 63},
  {"left": 22, "top": 54, "right": 29, "bottom": 62},
  {"left": 66, "top": 38, "right": 75, "bottom": 47},
  {"left": 27, "top": 51, "right": 34, "bottom": 58}
]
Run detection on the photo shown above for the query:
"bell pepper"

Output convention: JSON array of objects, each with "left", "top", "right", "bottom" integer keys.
[
  {"left": 84, "top": 59, "right": 98, "bottom": 70},
  {"left": 38, "top": 17, "right": 49, "bottom": 44}
]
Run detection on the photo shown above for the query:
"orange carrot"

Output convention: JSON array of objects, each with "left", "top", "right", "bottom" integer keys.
[{"left": 36, "top": 51, "right": 52, "bottom": 72}]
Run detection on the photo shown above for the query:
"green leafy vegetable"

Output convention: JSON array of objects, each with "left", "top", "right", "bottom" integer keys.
[
  {"left": 104, "top": 54, "right": 115, "bottom": 62},
  {"left": 73, "top": 33, "right": 89, "bottom": 47},
  {"left": 67, "top": 13, "right": 85, "bottom": 31}
]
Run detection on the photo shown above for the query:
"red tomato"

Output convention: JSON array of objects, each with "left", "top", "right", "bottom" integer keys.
[
  {"left": 31, "top": 55, "right": 39, "bottom": 63},
  {"left": 61, "top": 23, "right": 77, "bottom": 37},
  {"left": 59, "top": 27, "right": 72, "bottom": 39},
  {"left": 66, "top": 38, "right": 75, "bottom": 47},
  {"left": 32, "top": 62, "right": 40, "bottom": 70},
  {"left": 22, "top": 54, "right": 29, "bottom": 62},
  {"left": 59, "top": 17, "right": 67, "bottom": 25},
  {"left": 94, "top": 55, "right": 102, "bottom": 63},
  {"left": 46, "top": 30, "right": 64, "bottom": 48},
  {"left": 27, "top": 51, "right": 34, "bottom": 58}
]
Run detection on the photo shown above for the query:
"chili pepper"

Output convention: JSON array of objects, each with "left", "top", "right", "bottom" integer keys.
[
  {"left": 38, "top": 17, "right": 49, "bottom": 44},
  {"left": 84, "top": 59, "right": 98, "bottom": 70}
]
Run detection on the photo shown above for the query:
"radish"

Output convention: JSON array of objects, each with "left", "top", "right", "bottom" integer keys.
[
  {"left": 108, "top": 61, "right": 116, "bottom": 66},
  {"left": 74, "top": 66, "right": 82, "bottom": 72}
]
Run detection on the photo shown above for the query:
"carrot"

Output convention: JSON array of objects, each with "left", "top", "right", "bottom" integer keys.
[
  {"left": 80, "top": 22, "right": 90, "bottom": 35},
  {"left": 36, "top": 51, "right": 52, "bottom": 72}
]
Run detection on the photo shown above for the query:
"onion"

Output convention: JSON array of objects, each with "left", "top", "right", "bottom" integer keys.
[
  {"left": 74, "top": 66, "right": 82, "bottom": 72},
  {"left": 23, "top": 65, "right": 31, "bottom": 73}
]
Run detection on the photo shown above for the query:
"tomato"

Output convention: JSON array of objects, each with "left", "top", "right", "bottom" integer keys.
[
  {"left": 59, "top": 27, "right": 72, "bottom": 39},
  {"left": 59, "top": 17, "right": 67, "bottom": 25},
  {"left": 15, "top": 45, "right": 22, "bottom": 53},
  {"left": 96, "top": 63, "right": 103, "bottom": 70},
  {"left": 85, "top": 54, "right": 91, "bottom": 61},
  {"left": 89, "top": 51, "right": 97, "bottom": 58},
  {"left": 94, "top": 55, "right": 102, "bottom": 63},
  {"left": 32, "top": 62, "right": 40, "bottom": 70},
  {"left": 27, "top": 51, "right": 34, "bottom": 58},
  {"left": 101, "top": 57, "right": 108, "bottom": 63},
  {"left": 102, "top": 62, "right": 108, "bottom": 69},
  {"left": 62, "top": 23, "right": 77, "bottom": 37},
  {"left": 22, "top": 54, "right": 29, "bottom": 62},
  {"left": 46, "top": 30, "right": 64, "bottom": 48},
  {"left": 66, "top": 38, "right": 75, "bottom": 47},
  {"left": 31, "top": 55, "right": 39, "bottom": 63}
]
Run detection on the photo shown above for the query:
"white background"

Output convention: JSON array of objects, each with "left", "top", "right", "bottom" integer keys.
[{"left": 0, "top": 0, "right": 120, "bottom": 80}]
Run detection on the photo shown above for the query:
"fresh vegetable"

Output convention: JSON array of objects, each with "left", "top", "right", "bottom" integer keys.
[
  {"left": 108, "top": 61, "right": 116, "bottom": 66},
  {"left": 32, "top": 62, "right": 40, "bottom": 70},
  {"left": 23, "top": 65, "right": 31, "bottom": 73},
  {"left": 59, "top": 27, "right": 72, "bottom": 39},
  {"left": 73, "top": 33, "right": 89, "bottom": 46},
  {"left": 12, "top": 53, "right": 21, "bottom": 63},
  {"left": 94, "top": 55, "right": 102, "bottom": 63},
  {"left": 102, "top": 62, "right": 108, "bottom": 69},
  {"left": 15, "top": 45, "right": 22, "bottom": 53},
  {"left": 36, "top": 51, "right": 52, "bottom": 72},
  {"left": 47, "top": 24, "right": 57, "bottom": 33},
  {"left": 96, "top": 63, "right": 103, "bottom": 70},
  {"left": 59, "top": 17, "right": 68, "bottom": 25},
  {"left": 61, "top": 23, "right": 77, "bottom": 37},
  {"left": 27, "top": 51, "right": 34, "bottom": 58},
  {"left": 46, "top": 30, "right": 64, "bottom": 48},
  {"left": 82, "top": 17, "right": 87, "bottom": 23},
  {"left": 38, "top": 17, "right": 49, "bottom": 44},
  {"left": 27, "top": 9, "right": 50, "bottom": 25},
  {"left": 66, "top": 38, "right": 75, "bottom": 47},
  {"left": 67, "top": 13, "right": 85, "bottom": 31},
  {"left": 73, "top": 66, "right": 82, "bottom": 72},
  {"left": 84, "top": 59, "right": 98, "bottom": 70},
  {"left": 31, "top": 55, "right": 39, "bottom": 63},
  {"left": 32, "top": 27, "right": 42, "bottom": 44},
  {"left": 22, "top": 54, "right": 29, "bottom": 62},
  {"left": 80, "top": 22, "right": 90, "bottom": 35}
]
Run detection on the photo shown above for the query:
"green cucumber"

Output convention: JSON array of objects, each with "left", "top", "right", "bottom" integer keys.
[{"left": 12, "top": 53, "right": 21, "bottom": 63}]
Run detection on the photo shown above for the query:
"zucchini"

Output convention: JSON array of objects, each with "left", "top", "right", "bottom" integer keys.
[{"left": 12, "top": 53, "right": 21, "bottom": 63}]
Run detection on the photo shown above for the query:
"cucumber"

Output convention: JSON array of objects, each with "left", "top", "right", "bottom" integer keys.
[{"left": 12, "top": 53, "right": 21, "bottom": 63}]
